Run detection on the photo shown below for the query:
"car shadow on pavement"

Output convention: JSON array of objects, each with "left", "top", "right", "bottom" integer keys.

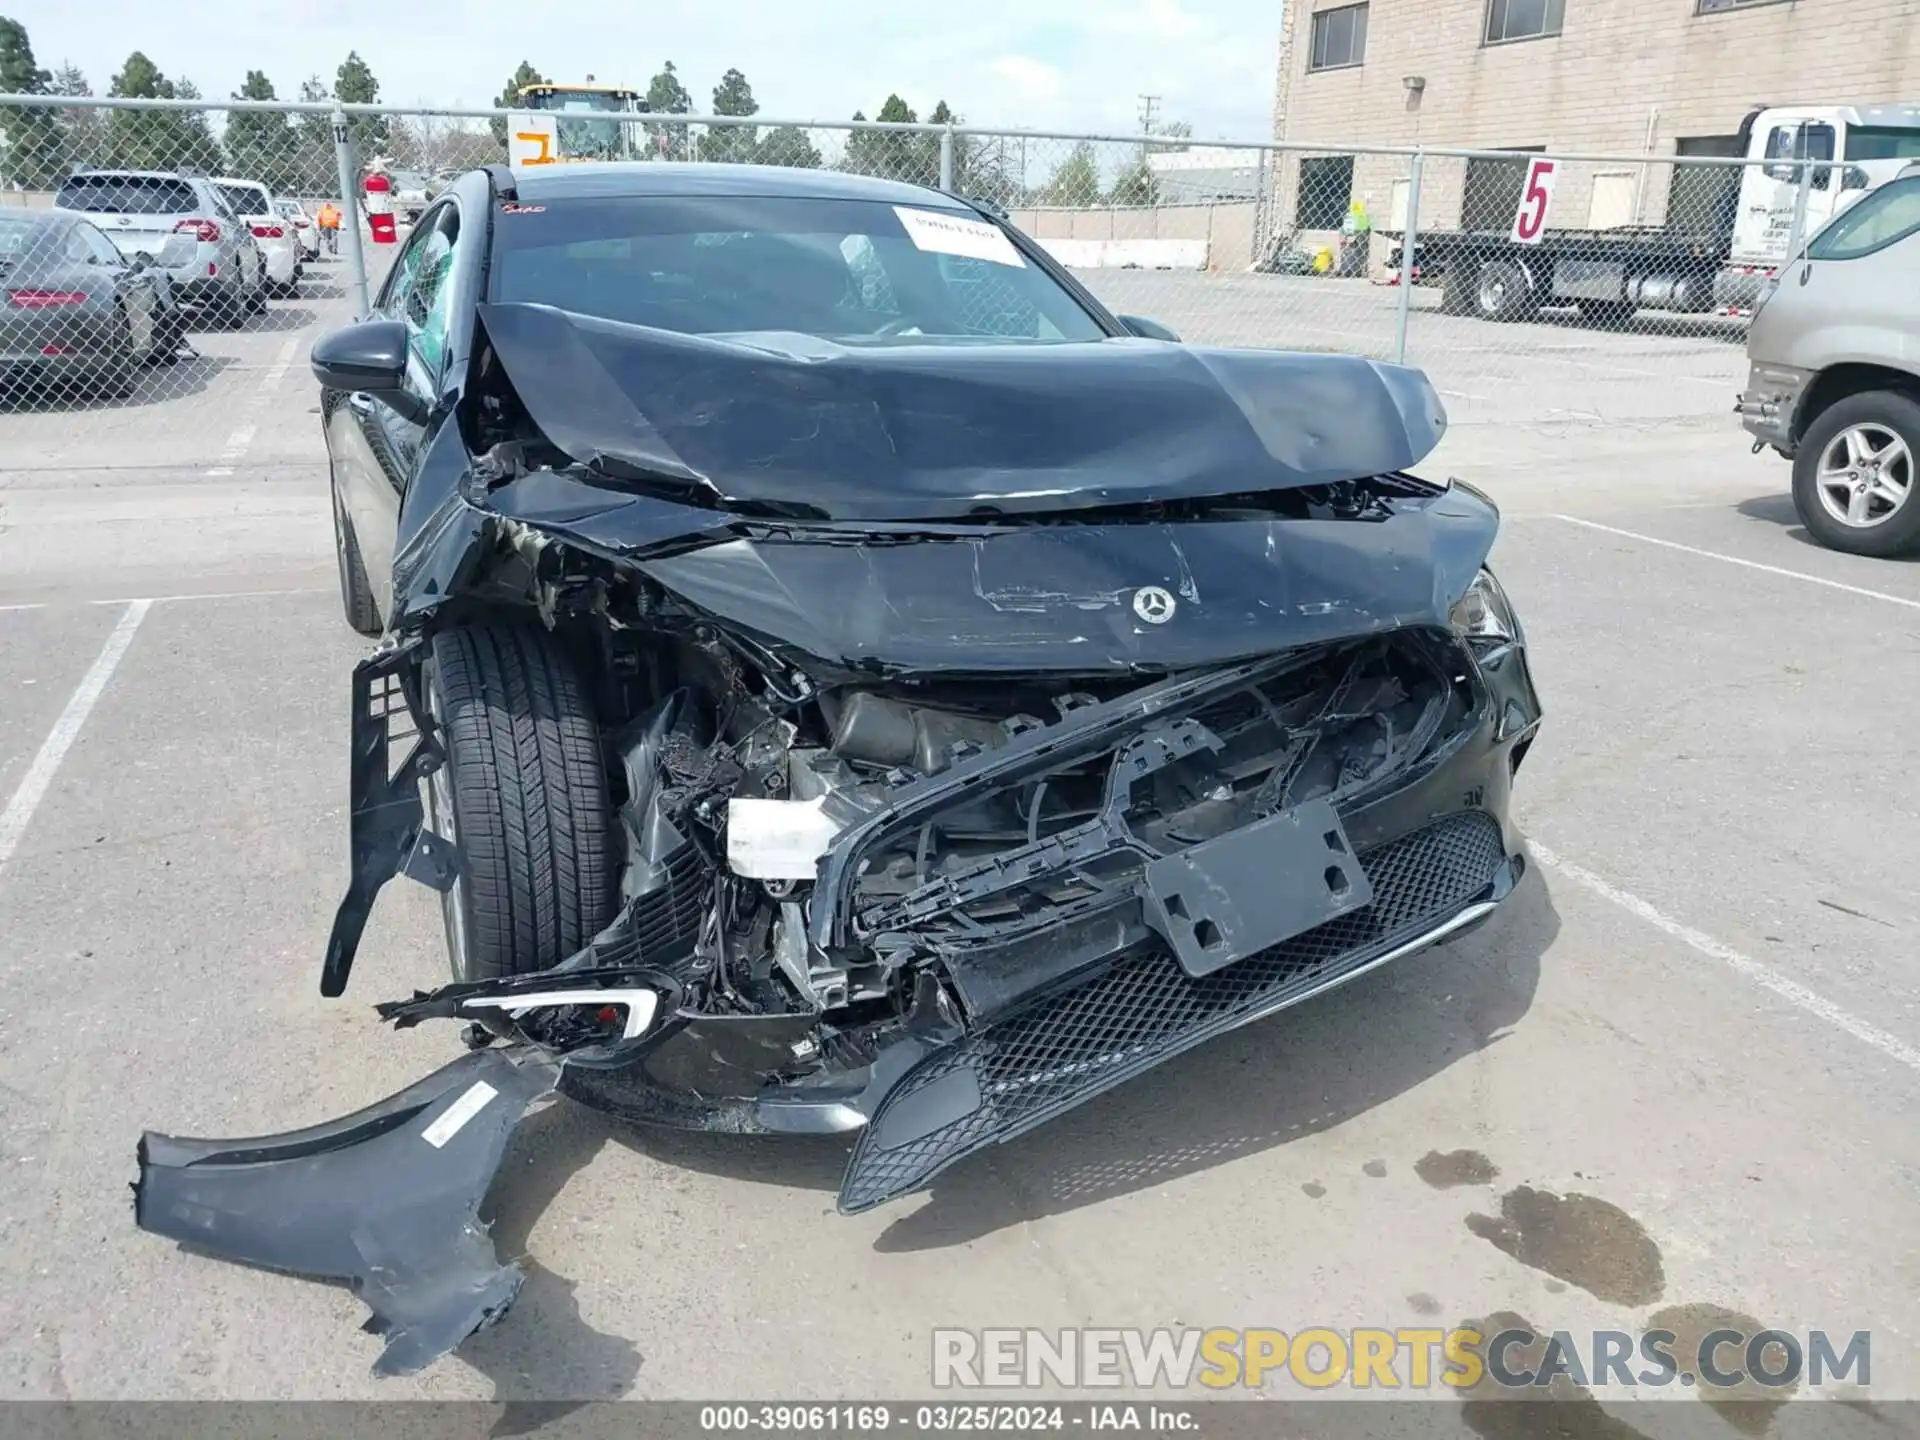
[
  {"left": 463, "top": 1104, "right": 647, "bottom": 1429},
  {"left": 0, "top": 353, "right": 236, "bottom": 411},
  {"left": 1733, "top": 490, "right": 1920, "bottom": 563},
  {"left": 539, "top": 865, "right": 1559, "bottom": 1251},
  {"left": 1531, "top": 309, "right": 1748, "bottom": 345}
]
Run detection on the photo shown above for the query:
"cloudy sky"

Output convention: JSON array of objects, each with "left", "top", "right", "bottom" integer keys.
[{"left": 8, "top": 0, "right": 1283, "bottom": 140}]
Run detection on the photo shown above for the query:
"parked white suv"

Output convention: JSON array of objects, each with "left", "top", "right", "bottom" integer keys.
[
  {"left": 53, "top": 169, "right": 265, "bottom": 324},
  {"left": 215, "top": 178, "right": 301, "bottom": 295},
  {"left": 276, "top": 199, "right": 322, "bottom": 260}
]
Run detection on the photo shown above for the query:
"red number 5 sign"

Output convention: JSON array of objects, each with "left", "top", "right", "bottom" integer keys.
[{"left": 1510, "top": 157, "right": 1558, "bottom": 244}]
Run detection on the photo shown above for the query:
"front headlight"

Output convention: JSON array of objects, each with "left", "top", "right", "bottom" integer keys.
[{"left": 1449, "top": 567, "right": 1520, "bottom": 646}]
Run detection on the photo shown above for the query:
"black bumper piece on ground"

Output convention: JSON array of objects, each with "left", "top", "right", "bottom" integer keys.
[
  {"left": 839, "top": 810, "right": 1515, "bottom": 1212},
  {"left": 133, "top": 1047, "right": 560, "bottom": 1376}
]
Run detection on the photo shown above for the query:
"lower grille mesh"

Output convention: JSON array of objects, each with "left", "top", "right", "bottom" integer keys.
[{"left": 838, "top": 810, "right": 1507, "bottom": 1212}]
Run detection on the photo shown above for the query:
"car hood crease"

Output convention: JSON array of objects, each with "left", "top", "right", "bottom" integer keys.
[{"left": 475, "top": 300, "right": 1451, "bottom": 522}]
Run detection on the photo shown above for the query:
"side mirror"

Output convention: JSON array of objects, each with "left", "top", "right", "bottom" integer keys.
[
  {"left": 311, "top": 318, "right": 428, "bottom": 424},
  {"left": 1842, "top": 165, "right": 1871, "bottom": 192},
  {"left": 1118, "top": 313, "right": 1181, "bottom": 342}
]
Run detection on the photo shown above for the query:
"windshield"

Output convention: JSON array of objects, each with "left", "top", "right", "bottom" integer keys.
[
  {"left": 217, "top": 184, "right": 269, "bottom": 216},
  {"left": 56, "top": 174, "right": 198, "bottom": 214},
  {"left": 1809, "top": 175, "right": 1920, "bottom": 261},
  {"left": 1845, "top": 126, "right": 1920, "bottom": 162},
  {"left": 489, "top": 195, "right": 1108, "bottom": 344}
]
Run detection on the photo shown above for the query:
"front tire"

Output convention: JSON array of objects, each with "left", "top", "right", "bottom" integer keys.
[
  {"left": 93, "top": 307, "right": 137, "bottom": 400},
  {"left": 1791, "top": 391, "right": 1920, "bottom": 558},
  {"left": 424, "top": 625, "right": 617, "bottom": 981},
  {"left": 330, "top": 485, "right": 382, "bottom": 636}
]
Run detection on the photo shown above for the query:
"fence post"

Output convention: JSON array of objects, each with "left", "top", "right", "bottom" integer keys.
[
  {"left": 331, "top": 108, "right": 371, "bottom": 318},
  {"left": 1782, "top": 157, "right": 1815, "bottom": 270},
  {"left": 939, "top": 126, "right": 955, "bottom": 191},
  {"left": 1392, "top": 150, "right": 1423, "bottom": 365}
]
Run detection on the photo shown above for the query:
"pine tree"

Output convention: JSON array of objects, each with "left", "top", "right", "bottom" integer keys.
[
  {"left": 0, "top": 18, "right": 59, "bottom": 188},
  {"left": 703, "top": 68, "right": 759, "bottom": 164},
  {"left": 226, "top": 70, "right": 298, "bottom": 190},
  {"left": 645, "top": 61, "right": 691, "bottom": 161}
]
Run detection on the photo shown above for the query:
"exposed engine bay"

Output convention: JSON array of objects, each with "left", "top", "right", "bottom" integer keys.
[{"left": 573, "top": 622, "right": 1471, "bottom": 1041}]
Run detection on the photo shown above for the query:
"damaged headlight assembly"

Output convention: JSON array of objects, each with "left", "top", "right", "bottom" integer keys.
[{"left": 1449, "top": 567, "right": 1522, "bottom": 649}]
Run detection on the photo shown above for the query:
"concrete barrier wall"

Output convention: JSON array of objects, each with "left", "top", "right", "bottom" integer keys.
[
  {"left": 1035, "top": 238, "right": 1211, "bottom": 270},
  {"left": 0, "top": 190, "right": 56, "bottom": 210},
  {"left": 1011, "top": 203, "right": 1261, "bottom": 270}
]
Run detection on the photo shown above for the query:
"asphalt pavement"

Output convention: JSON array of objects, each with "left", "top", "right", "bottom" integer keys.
[{"left": 0, "top": 259, "right": 1915, "bottom": 1430}]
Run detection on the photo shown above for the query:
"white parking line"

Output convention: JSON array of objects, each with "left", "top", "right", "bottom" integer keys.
[
  {"left": 0, "top": 600, "right": 150, "bottom": 873},
  {"left": 1553, "top": 515, "right": 1920, "bottom": 611},
  {"left": 85, "top": 586, "right": 330, "bottom": 606},
  {"left": 1532, "top": 842, "right": 1920, "bottom": 1076},
  {"left": 204, "top": 336, "right": 302, "bottom": 478}
]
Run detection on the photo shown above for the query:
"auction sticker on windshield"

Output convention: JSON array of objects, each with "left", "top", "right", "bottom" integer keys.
[{"left": 894, "top": 206, "right": 1026, "bottom": 267}]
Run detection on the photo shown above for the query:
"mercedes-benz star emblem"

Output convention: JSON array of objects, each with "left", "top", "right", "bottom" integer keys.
[{"left": 1132, "top": 586, "right": 1177, "bottom": 624}]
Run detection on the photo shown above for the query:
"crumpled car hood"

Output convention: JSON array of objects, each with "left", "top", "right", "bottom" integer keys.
[{"left": 477, "top": 301, "right": 1449, "bottom": 521}]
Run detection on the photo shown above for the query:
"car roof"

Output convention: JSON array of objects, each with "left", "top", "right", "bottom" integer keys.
[
  {"left": 60, "top": 169, "right": 201, "bottom": 181},
  {"left": 506, "top": 162, "right": 969, "bottom": 209}
]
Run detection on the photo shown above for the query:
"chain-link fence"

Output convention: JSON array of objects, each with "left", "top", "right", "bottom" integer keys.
[{"left": 0, "top": 92, "right": 1828, "bottom": 445}]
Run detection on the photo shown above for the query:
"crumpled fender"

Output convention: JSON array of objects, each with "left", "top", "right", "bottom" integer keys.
[{"left": 134, "top": 1047, "right": 560, "bottom": 1377}]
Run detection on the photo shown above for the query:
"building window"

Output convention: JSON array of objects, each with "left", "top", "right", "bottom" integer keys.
[
  {"left": 1296, "top": 155, "right": 1355, "bottom": 229},
  {"left": 1308, "top": 3, "right": 1368, "bottom": 71},
  {"left": 1485, "top": 0, "right": 1564, "bottom": 43},
  {"left": 1461, "top": 148, "right": 1543, "bottom": 230},
  {"left": 1697, "top": 0, "right": 1790, "bottom": 12}
]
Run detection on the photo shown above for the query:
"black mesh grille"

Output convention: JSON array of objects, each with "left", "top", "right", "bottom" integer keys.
[
  {"left": 838, "top": 810, "right": 1507, "bottom": 1212},
  {"left": 585, "top": 844, "right": 709, "bottom": 967}
]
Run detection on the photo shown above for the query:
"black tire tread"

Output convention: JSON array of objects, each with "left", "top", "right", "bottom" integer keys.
[
  {"left": 430, "top": 624, "right": 614, "bottom": 977},
  {"left": 334, "top": 502, "right": 381, "bottom": 636}
]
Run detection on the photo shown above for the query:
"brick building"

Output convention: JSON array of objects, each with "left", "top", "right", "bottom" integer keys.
[{"left": 1269, "top": 0, "right": 1920, "bottom": 251}]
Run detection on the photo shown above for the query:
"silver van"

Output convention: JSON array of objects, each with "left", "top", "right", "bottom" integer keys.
[{"left": 1738, "top": 161, "right": 1920, "bottom": 558}]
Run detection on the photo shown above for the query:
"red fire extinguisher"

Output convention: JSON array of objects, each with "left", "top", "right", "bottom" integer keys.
[{"left": 364, "top": 167, "right": 396, "bottom": 245}]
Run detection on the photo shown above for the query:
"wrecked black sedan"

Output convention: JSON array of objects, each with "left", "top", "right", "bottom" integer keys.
[{"left": 136, "top": 162, "right": 1541, "bottom": 1374}]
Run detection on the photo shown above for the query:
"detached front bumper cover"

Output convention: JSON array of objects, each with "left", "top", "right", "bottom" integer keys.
[
  {"left": 135, "top": 1046, "right": 559, "bottom": 1377},
  {"left": 133, "top": 963, "right": 682, "bottom": 1376}
]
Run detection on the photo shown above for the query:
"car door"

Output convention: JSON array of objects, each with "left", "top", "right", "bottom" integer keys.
[
  {"left": 332, "top": 201, "right": 462, "bottom": 616},
  {"left": 73, "top": 221, "right": 154, "bottom": 355}
]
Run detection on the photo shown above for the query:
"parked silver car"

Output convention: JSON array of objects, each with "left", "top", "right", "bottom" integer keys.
[
  {"left": 52, "top": 169, "right": 266, "bottom": 325},
  {"left": 1739, "top": 162, "right": 1920, "bottom": 558}
]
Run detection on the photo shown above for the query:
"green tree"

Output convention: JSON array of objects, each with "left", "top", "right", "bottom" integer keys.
[
  {"left": 225, "top": 70, "right": 298, "bottom": 190},
  {"left": 843, "top": 94, "right": 917, "bottom": 178},
  {"left": 333, "top": 50, "right": 386, "bottom": 160},
  {"left": 103, "top": 52, "right": 221, "bottom": 173},
  {"left": 291, "top": 75, "right": 336, "bottom": 194},
  {"left": 756, "top": 124, "right": 820, "bottom": 170},
  {"left": 645, "top": 60, "right": 691, "bottom": 160},
  {"left": 1108, "top": 156, "right": 1158, "bottom": 207},
  {"left": 1042, "top": 141, "right": 1100, "bottom": 207},
  {"left": 702, "top": 67, "right": 758, "bottom": 164},
  {"left": 0, "top": 17, "right": 60, "bottom": 188},
  {"left": 491, "top": 59, "right": 545, "bottom": 145},
  {"left": 47, "top": 62, "right": 103, "bottom": 174}
]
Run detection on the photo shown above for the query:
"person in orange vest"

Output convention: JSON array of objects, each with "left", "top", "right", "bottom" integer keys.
[{"left": 315, "top": 200, "right": 341, "bottom": 255}]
